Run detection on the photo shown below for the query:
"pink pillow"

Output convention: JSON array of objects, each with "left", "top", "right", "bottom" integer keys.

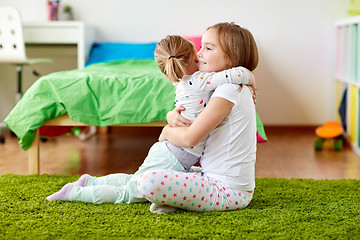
[{"left": 183, "top": 36, "right": 202, "bottom": 52}]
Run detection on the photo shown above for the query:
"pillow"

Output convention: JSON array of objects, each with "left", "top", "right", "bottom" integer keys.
[
  {"left": 183, "top": 36, "right": 202, "bottom": 52},
  {"left": 85, "top": 42, "right": 157, "bottom": 66}
]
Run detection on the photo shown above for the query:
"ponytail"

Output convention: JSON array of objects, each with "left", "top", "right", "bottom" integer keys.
[{"left": 155, "top": 35, "right": 196, "bottom": 83}]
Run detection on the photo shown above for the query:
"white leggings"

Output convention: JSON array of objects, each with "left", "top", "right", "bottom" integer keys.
[{"left": 137, "top": 169, "right": 253, "bottom": 212}]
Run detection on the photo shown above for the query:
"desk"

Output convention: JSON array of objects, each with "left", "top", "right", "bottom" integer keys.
[{"left": 23, "top": 21, "right": 94, "bottom": 68}]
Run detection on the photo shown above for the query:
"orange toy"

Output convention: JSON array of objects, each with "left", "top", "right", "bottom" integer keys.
[{"left": 314, "top": 121, "right": 344, "bottom": 151}]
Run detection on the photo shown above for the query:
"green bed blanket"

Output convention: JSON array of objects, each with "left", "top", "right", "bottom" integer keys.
[
  {"left": 5, "top": 60, "right": 176, "bottom": 150},
  {"left": 5, "top": 59, "right": 267, "bottom": 151}
]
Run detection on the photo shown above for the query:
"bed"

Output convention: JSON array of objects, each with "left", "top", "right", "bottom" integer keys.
[{"left": 4, "top": 41, "right": 267, "bottom": 174}]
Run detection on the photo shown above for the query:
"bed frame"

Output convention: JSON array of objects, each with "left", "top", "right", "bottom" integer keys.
[{"left": 28, "top": 114, "right": 166, "bottom": 174}]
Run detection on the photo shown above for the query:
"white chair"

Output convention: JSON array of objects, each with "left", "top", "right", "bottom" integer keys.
[{"left": 0, "top": 6, "right": 53, "bottom": 143}]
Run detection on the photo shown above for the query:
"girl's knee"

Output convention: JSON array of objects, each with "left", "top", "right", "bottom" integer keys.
[
  {"left": 137, "top": 169, "right": 173, "bottom": 198},
  {"left": 137, "top": 170, "right": 157, "bottom": 197}
]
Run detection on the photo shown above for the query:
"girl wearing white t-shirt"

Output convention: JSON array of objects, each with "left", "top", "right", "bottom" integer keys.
[
  {"left": 138, "top": 22, "right": 258, "bottom": 213},
  {"left": 155, "top": 35, "right": 255, "bottom": 168}
]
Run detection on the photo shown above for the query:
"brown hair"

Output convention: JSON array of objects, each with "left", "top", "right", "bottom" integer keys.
[
  {"left": 207, "top": 22, "right": 259, "bottom": 71},
  {"left": 154, "top": 35, "right": 196, "bottom": 83}
]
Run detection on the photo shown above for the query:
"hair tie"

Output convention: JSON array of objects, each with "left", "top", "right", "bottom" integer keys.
[{"left": 168, "top": 55, "right": 176, "bottom": 59}]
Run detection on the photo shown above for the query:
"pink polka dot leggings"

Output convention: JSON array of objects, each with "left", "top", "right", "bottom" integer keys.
[{"left": 138, "top": 169, "right": 253, "bottom": 212}]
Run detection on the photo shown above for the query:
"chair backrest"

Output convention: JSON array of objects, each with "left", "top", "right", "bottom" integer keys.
[{"left": 0, "top": 6, "right": 27, "bottom": 64}]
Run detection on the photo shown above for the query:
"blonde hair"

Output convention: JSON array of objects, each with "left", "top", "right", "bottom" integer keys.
[
  {"left": 207, "top": 22, "right": 259, "bottom": 71},
  {"left": 154, "top": 35, "right": 196, "bottom": 83}
]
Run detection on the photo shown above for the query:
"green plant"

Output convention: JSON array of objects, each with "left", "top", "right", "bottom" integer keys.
[{"left": 63, "top": 5, "right": 72, "bottom": 13}]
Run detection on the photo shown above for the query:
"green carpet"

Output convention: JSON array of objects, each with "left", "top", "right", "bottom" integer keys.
[{"left": 1, "top": 174, "right": 359, "bottom": 239}]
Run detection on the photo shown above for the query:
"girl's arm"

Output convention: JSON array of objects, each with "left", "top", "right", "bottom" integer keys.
[
  {"left": 195, "top": 67, "right": 255, "bottom": 92},
  {"left": 161, "top": 97, "right": 234, "bottom": 148}
]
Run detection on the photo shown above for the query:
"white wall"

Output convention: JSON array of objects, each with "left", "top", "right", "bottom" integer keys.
[{"left": 0, "top": 0, "right": 350, "bottom": 125}]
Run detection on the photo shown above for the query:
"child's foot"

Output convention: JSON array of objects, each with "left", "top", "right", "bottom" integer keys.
[
  {"left": 150, "top": 203, "right": 178, "bottom": 214},
  {"left": 73, "top": 174, "right": 90, "bottom": 187},
  {"left": 46, "top": 183, "right": 74, "bottom": 201}
]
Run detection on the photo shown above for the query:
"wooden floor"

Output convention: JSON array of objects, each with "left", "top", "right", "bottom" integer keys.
[{"left": 1, "top": 126, "right": 360, "bottom": 179}]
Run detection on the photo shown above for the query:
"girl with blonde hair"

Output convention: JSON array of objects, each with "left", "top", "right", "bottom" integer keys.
[
  {"left": 154, "top": 35, "right": 255, "bottom": 168},
  {"left": 138, "top": 22, "right": 259, "bottom": 213}
]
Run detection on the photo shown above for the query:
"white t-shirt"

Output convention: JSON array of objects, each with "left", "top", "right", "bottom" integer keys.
[
  {"left": 200, "top": 84, "right": 257, "bottom": 191},
  {"left": 174, "top": 67, "right": 250, "bottom": 157}
]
